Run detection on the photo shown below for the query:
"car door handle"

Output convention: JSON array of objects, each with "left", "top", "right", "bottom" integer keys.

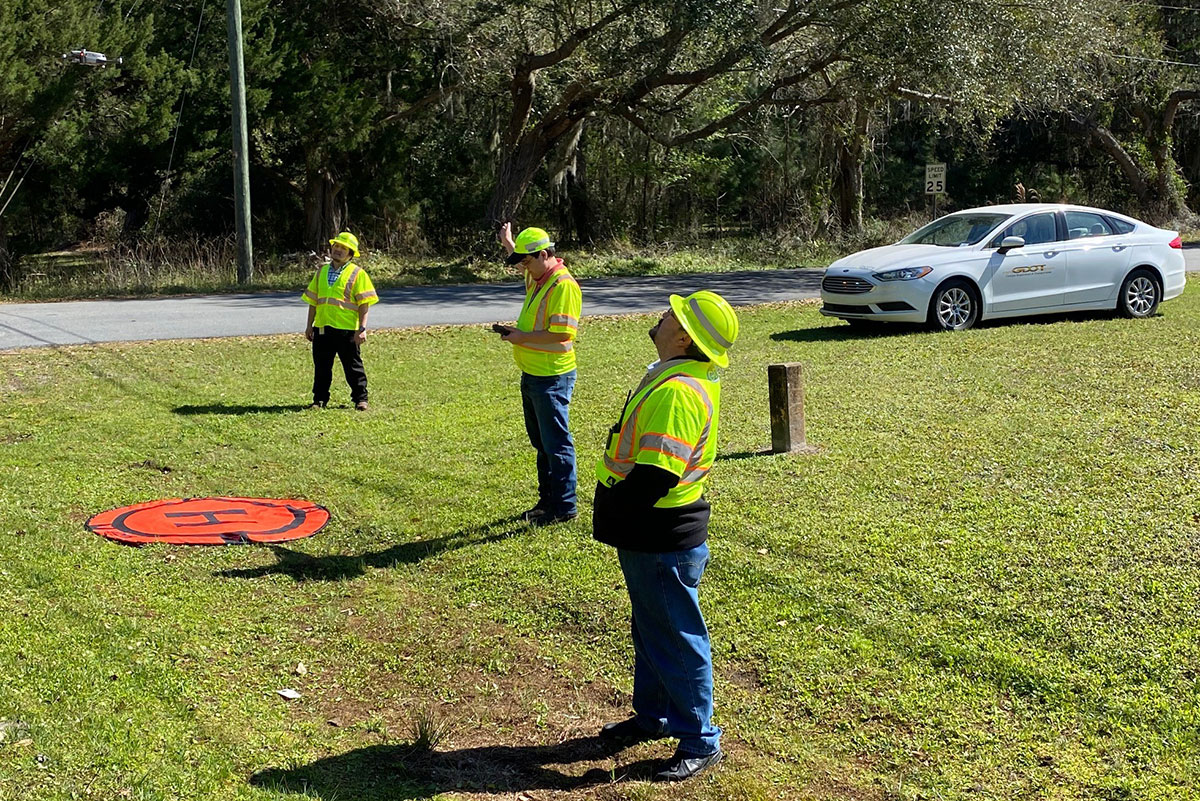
[
  {"left": 1112, "top": 245, "right": 1127, "bottom": 252},
  {"left": 1043, "top": 250, "right": 1058, "bottom": 258}
]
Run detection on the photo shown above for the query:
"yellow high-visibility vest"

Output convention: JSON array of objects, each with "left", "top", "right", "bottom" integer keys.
[
  {"left": 302, "top": 262, "right": 378, "bottom": 330},
  {"left": 513, "top": 260, "right": 581, "bottom": 376},
  {"left": 596, "top": 358, "right": 720, "bottom": 508}
]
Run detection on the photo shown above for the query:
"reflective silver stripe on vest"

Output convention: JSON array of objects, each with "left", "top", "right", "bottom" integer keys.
[
  {"left": 548, "top": 314, "right": 578, "bottom": 328},
  {"left": 342, "top": 266, "right": 361, "bottom": 305},
  {"left": 533, "top": 270, "right": 569, "bottom": 331},
  {"left": 689, "top": 297, "right": 732, "bottom": 348},
  {"left": 670, "top": 375, "right": 713, "bottom": 482},
  {"left": 316, "top": 297, "right": 359, "bottom": 311},
  {"left": 638, "top": 434, "right": 693, "bottom": 462},
  {"left": 517, "top": 270, "right": 576, "bottom": 354},
  {"left": 603, "top": 371, "right": 713, "bottom": 479},
  {"left": 354, "top": 290, "right": 377, "bottom": 302}
]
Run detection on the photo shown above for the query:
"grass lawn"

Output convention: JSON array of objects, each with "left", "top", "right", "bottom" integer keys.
[{"left": 1, "top": 280, "right": 1198, "bottom": 800}]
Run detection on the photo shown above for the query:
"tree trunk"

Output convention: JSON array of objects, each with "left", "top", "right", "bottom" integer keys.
[
  {"left": 304, "top": 168, "right": 346, "bottom": 249},
  {"left": 567, "top": 127, "right": 596, "bottom": 244},
  {"left": 486, "top": 132, "right": 556, "bottom": 228},
  {"left": 0, "top": 218, "right": 13, "bottom": 293},
  {"left": 832, "top": 102, "right": 869, "bottom": 234}
]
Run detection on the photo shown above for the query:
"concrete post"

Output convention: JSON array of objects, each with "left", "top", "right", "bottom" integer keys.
[{"left": 768, "top": 362, "right": 805, "bottom": 453}]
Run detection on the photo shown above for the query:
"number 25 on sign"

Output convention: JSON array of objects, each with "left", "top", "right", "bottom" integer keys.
[{"left": 925, "top": 163, "right": 946, "bottom": 194}]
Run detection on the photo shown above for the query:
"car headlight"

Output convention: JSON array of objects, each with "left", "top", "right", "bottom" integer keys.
[{"left": 873, "top": 266, "right": 933, "bottom": 281}]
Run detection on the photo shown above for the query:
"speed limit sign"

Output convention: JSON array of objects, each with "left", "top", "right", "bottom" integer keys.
[{"left": 925, "top": 163, "right": 946, "bottom": 194}]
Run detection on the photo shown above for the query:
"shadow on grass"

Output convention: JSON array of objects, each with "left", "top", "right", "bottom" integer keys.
[
  {"left": 173, "top": 403, "right": 311, "bottom": 415},
  {"left": 774, "top": 309, "right": 1133, "bottom": 342},
  {"left": 216, "top": 516, "right": 526, "bottom": 581},
  {"left": 770, "top": 322, "right": 923, "bottom": 342},
  {"left": 250, "top": 737, "right": 661, "bottom": 799},
  {"left": 717, "top": 448, "right": 775, "bottom": 462}
]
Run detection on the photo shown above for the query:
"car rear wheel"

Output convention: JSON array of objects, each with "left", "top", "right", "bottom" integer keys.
[
  {"left": 928, "top": 279, "right": 979, "bottom": 331},
  {"left": 1117, "top": 269, "right": 1160, "bottom": 318}
]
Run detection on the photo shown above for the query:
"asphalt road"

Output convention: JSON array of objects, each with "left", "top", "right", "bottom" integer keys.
[
  {"left": 2, "top": 247, "right": 1196, "bottom": 350},
  {"left": 0, "top": 268, "right": 823, "bottom": 350}
]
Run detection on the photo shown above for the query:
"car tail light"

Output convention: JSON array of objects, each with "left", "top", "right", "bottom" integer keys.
[{"left": 1169, "top": 235, "right": 1182, "bottom": 249}]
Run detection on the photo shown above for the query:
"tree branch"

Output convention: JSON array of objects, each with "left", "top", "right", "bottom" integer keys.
[
  {"left": 1162, "top": 88, "right": 1200, "bottom": 133},
  {"left": 894, "top": 86, "right": 953, "bottom": 105},
  {"left": 381, "top": 83, "right": 461, "bottom": 124}
]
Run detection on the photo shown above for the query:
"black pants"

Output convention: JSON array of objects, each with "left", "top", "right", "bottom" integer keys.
[{"left": 312, "top": 327, "right": 367, "bottom": 404}]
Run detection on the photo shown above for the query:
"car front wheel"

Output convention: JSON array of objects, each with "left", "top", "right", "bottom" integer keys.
[
  {"left": 928, "top": 280, "right": 979, "bottom": 331},
  {"left": 1117, "top": 269, "right": 1160, "bottom": 318}
]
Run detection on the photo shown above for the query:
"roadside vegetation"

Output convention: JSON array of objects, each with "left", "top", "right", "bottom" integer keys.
[
  {"left": 11, "top": 234, "right": 847, "bottom": 301},
  {"left": 1, "top": 280, "right": 1197, "bottom": 800}
]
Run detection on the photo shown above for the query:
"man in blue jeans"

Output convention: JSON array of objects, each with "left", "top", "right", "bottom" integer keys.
[
  {"left": 496, "top": 223, "right": 582, "bottom": 525},
  {"left": 593, "top": 290, "right": 739, "bottom": 781}
]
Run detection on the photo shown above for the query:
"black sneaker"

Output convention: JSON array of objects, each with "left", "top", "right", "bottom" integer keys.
[
  {"left": 526, "top": 508, "right": 578, "bottom": 527},
  {"left": 521, "top": 505, "right": 548, "bottom": 522},
  {"left": 652, "top": 748, "right": 724, "bottom": 782},
  {"left": 598, "top": 718, "right": 665, "bottom": 746}
]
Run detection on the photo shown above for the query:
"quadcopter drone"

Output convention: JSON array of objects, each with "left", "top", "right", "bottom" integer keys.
[{"left": 62, "top": 49, "right": 123, "bottom": 68}]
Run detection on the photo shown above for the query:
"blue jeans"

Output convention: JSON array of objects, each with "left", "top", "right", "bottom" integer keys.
[
  {"left": 617, "top": 542, "right": 720, "bottom": 756},
  {"left": 520, "top": 370, "right": 577, "bottom": 516}
]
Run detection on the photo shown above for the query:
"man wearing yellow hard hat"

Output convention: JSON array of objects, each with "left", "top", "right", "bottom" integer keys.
[
  {"left": 495, "top": 223, "right": 583, "bottom": 526},
  {"left": 302, "top": 231, "right": 378, "bottom": 411},
  {"left": 592, "top": 290, "right": 738, "bottom": 782}
]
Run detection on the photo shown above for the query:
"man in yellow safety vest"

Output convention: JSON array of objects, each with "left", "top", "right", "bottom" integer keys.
[
  {"left": 302, "top": 231, "right": 378, "bottom": 410},
  {"left": 496, "top": 223, "right": 583, "bottom": 526},
  {"left": 592, "top": 290, "right": 738, "bottom": 782}
]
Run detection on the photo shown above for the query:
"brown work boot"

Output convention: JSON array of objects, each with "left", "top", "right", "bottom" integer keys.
[
  {"left": 308, "top": 401, "right": 326, "bottom": 410},
  {"left": 355, "top": 401, "right": 369, "bottom": 411}
]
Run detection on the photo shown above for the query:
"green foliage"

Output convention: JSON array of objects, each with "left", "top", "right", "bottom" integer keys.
[{"left": 1, "top": 0, "right": 1196, "bottom": 264}]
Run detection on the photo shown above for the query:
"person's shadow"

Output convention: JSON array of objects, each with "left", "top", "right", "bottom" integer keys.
[
  {"left": 215, "top": 516, "right": 527, "bottom": 581},
  {"left": 250, "top": 736, "right": 664, "bottom": 798},
  {"left": 173, "top": 403, "right": 311, "bottom": 415}
]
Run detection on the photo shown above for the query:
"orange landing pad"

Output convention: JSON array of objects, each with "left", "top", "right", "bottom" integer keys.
[{"left": 86, "top": 496, "right": 330, "bottom": 546}]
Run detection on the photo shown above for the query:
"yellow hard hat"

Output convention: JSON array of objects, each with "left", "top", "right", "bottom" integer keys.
[
  {"left": 505, "top": 227, "right": 554, "bottom": 264},
  {"left": 329, "top": 231, "right": 360, "bottom": 258},
  {"left": 669, "top": 290, "right": 739, "bottom": 367}
]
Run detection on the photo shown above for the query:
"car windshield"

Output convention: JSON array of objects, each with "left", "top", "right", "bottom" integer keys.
[{"left": 899, "top": 213, "right": 1009, "bottom": 247}]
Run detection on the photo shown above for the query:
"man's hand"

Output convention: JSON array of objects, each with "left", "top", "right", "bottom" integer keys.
[
  {"left": 500, "top": 327, "right": 524, "bottom": 344},
  {"left": 354, "top": 329, "right": 366, "bottom": 346},
  {"left": 305, "top": 326, "right": 315, "bottom": 342},
  {"left": 498, "top": 222, "right": 515, "bottom": 253}
]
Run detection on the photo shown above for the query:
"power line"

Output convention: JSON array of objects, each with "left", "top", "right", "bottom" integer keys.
[
  {"left": 1142, "top": 4, "right": 1200, "bottom": 11},
  {"left": 154, "top": 0, "right": 207, "bottom": 236},
  {"left": 1111, "top": 53, "right": 1200, "bottom": 68}
]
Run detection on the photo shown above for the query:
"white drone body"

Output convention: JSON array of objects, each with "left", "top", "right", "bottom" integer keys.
[{"left": 62, "top": 49, "right": 122, "bottom": 68}]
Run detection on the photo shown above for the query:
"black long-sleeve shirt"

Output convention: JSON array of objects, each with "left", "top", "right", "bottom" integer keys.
[{"left": 592, "top": 464, "right": 711, "bottom": 553}]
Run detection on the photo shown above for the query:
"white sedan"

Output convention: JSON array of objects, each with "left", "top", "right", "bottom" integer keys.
[{"left": 820, "top": 204, "right": 1186, "bottom": 331}]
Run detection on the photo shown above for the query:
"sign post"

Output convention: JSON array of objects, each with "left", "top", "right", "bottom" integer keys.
[{"left": 925, "top": 162, "right": 946, "bottom": 220}]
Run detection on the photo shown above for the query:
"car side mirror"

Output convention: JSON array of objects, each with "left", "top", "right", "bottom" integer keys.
[{"left": 998, "top": 236, "right": 1025, "bottom": 253}]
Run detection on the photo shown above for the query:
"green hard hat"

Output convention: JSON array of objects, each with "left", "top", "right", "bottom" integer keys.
[
  {"left": 329, "top": 231, "right": 360, "bottom": 257},
  {"left": 506, "top": 227, "right": 554, "bottom": 264}
]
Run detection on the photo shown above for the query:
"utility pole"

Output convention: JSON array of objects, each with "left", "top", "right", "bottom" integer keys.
[{"left": 226, "top": 0, "right": 253, "bottom": 282}]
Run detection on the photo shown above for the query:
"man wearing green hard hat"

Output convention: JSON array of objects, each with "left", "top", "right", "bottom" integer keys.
[
  {"left": 496, "top": 223, "right": 583, "bottom": 526},
  {"left": 592, "top": 289, "right": 738, "bottom": 782},
  {"left": 302, "top": 231, "right": 378, "bottom": 411}
]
